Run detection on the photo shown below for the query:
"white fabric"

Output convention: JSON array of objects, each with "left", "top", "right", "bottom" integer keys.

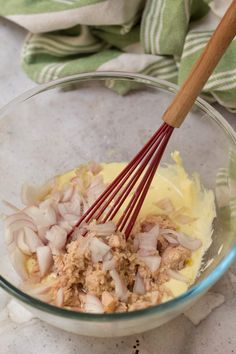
[{"left": 7, "top": 0, "right": 144, "bottom": 33}]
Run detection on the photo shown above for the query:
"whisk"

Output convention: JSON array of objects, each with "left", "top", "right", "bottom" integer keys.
[{"left": 73, "top": 1, "right": 236, "bottom": 238}]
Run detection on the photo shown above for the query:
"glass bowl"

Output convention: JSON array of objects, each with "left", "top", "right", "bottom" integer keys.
[{"left": 0, "top": 72, "right": 236, "bottom": 337}]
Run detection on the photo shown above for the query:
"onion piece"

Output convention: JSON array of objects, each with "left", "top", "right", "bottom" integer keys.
[
  {"left": 6, "top": 218, "right": 37, "bottom": 233},
  {"left": 137, "top": 225, "right": 159, "bottom": 255},
  {"left": 58, "top": 220, "right": 72, "bottom": 233},
  {"left": 58, "top": 194, "right": 81, "bottom": 218},
  {"left": 102, "top": 252, "right": 116, "bottom": 271},
  {"left": 161, "top": 229, "right": 201, "bottom": 250},
  {"left": 37, "top": 226, "right": 49, "bottom": 243},
  {"left": 88, "top": 221, "right": 116, "bottom": 236},
  {"left": 16, "top": 230, "right": 31, "bottom": 255},
  {"left": 176, "top": 233, "right": 202, "bottom": 251},
  {"left": 61, "top": 185, "right": 74, "bottom": 202},
  {"left": 160, "top": 228, "right": 179, "bottom": 237},
  {"left": 89, "top": 237, "right": 110, "bottom": 263},
  {"left": 70, "top": 192, "right": 81, "bottom": 213},
  {"left": 5, "top": 213, "right": 33, "bottom": 228},
  {"left": 4, "top": 227, "right": 14, "bottom": 245},
  {"left": 25, "top": 204, "right": 57, "bottom": 228},
  {"left": 9, "top": 247, "right": 28, "bottom": 280},
  {"left": 84, "top": 294, "right": 104, "bottom": 314},
  {"left": 77, "top": 232, "right": 93, "bottom": 254},
  {"left": 139, "top": 255, "right": 161, "bottom": 272},
  {"left": 22, "top": 282, "right": 54, "bottom": 296},
  {"left": 62, "top": 213, "right": 78, "bottom": 226},
  {"left": 55, "top": 288, "right": 64, "bottom": 307},
  {"left": 162, "top": 234, "right": 179, "bottom": 245},
  {"left": 155, "top": 198, "right": 174, "bottom": 213},
  {"left": 174, "top": 214, "right": 196, "bottom": 225},
  {"left": 36, "top": 246, "right": 53, "bottom": 277},
  {"left": 24, "top": 227, "right": 44, "bottom": 252},
  {"left": 87, "top": 175, "right": 105, "bottom": 206},
  {"left": 133, "top": 271, "right": 146, "bottom": 295},
  {"left": 167, "top": 269, "right": 190, "bottom": 284},
  {"left": 46, "top": 225, "right": 67, "bottom": 254},
  {"left": 110, "top": 269, "right": 128, "bottom": 301}
]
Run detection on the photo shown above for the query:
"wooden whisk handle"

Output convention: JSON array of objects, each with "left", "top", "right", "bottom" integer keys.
[{"left": 162, "top": 0, "right": 236, "bottom": 128}]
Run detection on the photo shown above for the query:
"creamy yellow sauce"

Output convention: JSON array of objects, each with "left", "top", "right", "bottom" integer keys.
[{"left": 57, "top": 151, "right": 216, "bottom": 301}]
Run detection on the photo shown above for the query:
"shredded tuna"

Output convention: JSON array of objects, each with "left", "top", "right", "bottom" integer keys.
[{"left": 4, "top": 161, "right": 201, "bottom": 313}]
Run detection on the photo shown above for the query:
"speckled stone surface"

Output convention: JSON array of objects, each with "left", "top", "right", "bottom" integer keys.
[{"left": 0, "top": 17, "right": 236, "bottom": 354}]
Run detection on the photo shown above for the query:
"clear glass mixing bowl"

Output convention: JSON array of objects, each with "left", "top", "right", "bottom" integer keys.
[{"left": 0, "top": 72, "right": 236, "bottom": 337}]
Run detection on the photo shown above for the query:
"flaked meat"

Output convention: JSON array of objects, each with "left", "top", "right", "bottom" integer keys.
[
  {"left": 161, "top": 245, "right": 191, "bottom": 270},
  {"left": 140, "top": 214, "right": 176, "bottom": 232}
]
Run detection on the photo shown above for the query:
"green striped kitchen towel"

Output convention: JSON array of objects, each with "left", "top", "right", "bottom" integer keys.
[{"left": 0, "top": 0, "right": 236, "bottom": 111}]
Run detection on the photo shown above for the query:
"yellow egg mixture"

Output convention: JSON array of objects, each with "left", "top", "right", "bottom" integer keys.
[{"left": 55, "top": 151, "right": 216, "bottom": 301}]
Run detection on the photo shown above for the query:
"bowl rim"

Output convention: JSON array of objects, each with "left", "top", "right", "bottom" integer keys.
[{"left": 0, "top": 71, "right": 236, "bottom": 322}]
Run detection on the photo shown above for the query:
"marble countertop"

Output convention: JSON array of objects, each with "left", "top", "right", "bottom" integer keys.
[{"left": 0, "top": 17, "right": 236, "bottom": 354}]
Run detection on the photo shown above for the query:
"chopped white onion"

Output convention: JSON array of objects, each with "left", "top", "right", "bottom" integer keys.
[
  {"left": 89, "top": 237, "right": 110, "bottom": 263},
  {"left": 23, "top": 282, "right": 54, "bottom": 296},
  {"left": 36, "top": 246, "right": 53, "bottom": 277},
  {"left": 138, "top": 225, "right": 159, "bottom": 255},
  {"left": 16, "top": 230, "right": 31, "bottom": 255},
  {"left": 87, "top": 175, "right": 105, "bottom": 206},
  {"left": 160, "top": 228, "right": 179, "bottom": 236},
  {"left": 70, "top": 192, "right": 81, "bottom": 214},
  {"left": 24, "top": 227, "right": 44, "bottom": 252},
  {"left": 162, "top": 234, "right": 179, "bottom": 245},
  {"left": 9, "top": 246, "right": 28, "bottom": 280},
  {"left": 37, "top": 226, "right": 49, "bottom": 243},
  {"left": 58, "top": 193, "right": 81, "bottom": 218},
  {"left": 133, "top": 271, "right": 146, "bottom": 295},
  {"left": 61, "top": 185, "right": 74, "bottom": 203},
  {"left": 102, "top": 252, "right": 116, "bottom": 271},
  {"left": 55, "top": 288, "right": 64, "bottom": 307},
  {"left": 6, "top": 218, "right": 37, "bottom": 234},
  {"left": 155, "top": 198, "right": 174, "bottom": 213},
  {"left": 51, "top": 190, "right": 62, "bottom": 203},
  {"left": 167, "top": 269, "right": 190, "bottom": 284},
  {"left": 25, "top": 204, "right": 57, "bottom": 228},
  {"left": 5, "top": 213, "right": 33, "bottom": 228},
  {"left": 77, "top": 232, "right": 93, "bottom": 254},
  {"left": 110, "top": 269, "right": 128, "bottom": 301},
  {"left": 4, "top": 227, "right": 14, "bottom": 245},
  {"left": 139, "top": 255, "right": 161, "bottom": 272},
  {"left": 62, "top": 213, "right": 78, "bottom": 226},
  {"left": 161, "top": 229, "right": 201, "bottom": 250},
  {"left": 84, "top": 294, "right": 104, "bottom": 314},
  {"left": 174, "top": 214, "right": 196, "bottom": 224},
  {"left": 88, "top": 221, "right": 116, "bottom": 236},
  {"left": 177, "top": 233, "right": 202, "bottom": 251},
  {"left": 46, "top": 225, "right": 67, "bottom": 254},
  {"left": 58, "top": 220, "right": 72, "bottom": 233}
]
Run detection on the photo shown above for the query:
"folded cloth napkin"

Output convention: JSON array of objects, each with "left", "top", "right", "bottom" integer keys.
[{"left": 0, "top": 0, "right": 235, "bottom": 111}]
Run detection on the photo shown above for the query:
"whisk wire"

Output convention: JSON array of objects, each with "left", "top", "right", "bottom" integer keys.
[
  {"left": 101, "top": 123, "right": 170, "bottom": 223},
  {"left": 70, "top": 122, "right": 173, "bottom": 238},
  {"left": 122, "top": 127, "right": 173, "bottom": 237}
]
